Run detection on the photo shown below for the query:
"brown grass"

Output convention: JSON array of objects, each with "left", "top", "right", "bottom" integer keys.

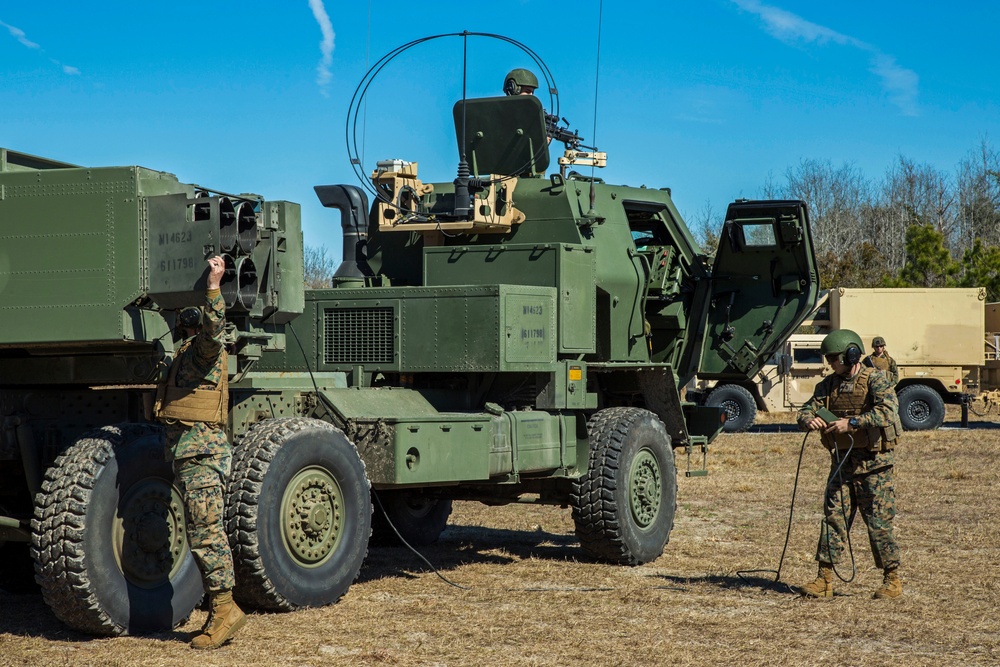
[{"left": 2, "top": 407, "right": 998, "bottom": 666}]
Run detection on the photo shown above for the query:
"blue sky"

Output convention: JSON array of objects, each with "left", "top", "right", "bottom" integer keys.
[{"left": 2, "top": 2, "right": 997, "bottom": 254}]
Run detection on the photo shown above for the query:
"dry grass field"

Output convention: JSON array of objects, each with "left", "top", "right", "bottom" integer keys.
[{"left": 2, "top": 406, "right": 998, "bottom": 667}]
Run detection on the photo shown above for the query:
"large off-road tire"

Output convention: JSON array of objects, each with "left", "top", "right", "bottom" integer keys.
[
  {"left": 705, "top": 384, "right": 757, "bottom": 433},
  {"left": 30, "top": 423, "right": 202, "bottom": 636},
  {"left": 570, "top": 407, "right": 677, "bottom": 565},
  {"left": 897, "top": 385, "right": 946, "bottom": 430},
  {"left": 226, "top": 417, "right": 371, "bottom": 611},
  {"left": 372, "top": 490, "right": 452, "bottom": 547}
]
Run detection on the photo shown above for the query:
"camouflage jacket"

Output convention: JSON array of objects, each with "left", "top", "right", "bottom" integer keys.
[
  {"left": 163, "top": 288, "right": 228, "bottom": 461},
  {"left": 864, "top": 351, "right": 899, "bottom": 385},
  {"left": 173, "top": 288, "right": 226, "bottom": 390}
]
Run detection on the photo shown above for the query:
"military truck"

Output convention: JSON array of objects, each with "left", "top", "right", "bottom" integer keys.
[
  {"left": 0, "top": 95, "right": 819, "bottom": 636},
  {"left": 691, "top": 287, "right": 993, "bottom": 431}
]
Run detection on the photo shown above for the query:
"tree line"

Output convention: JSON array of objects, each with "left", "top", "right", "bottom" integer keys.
[{"left": 694, "top": 138, "right": 1000, "bottom": 301}]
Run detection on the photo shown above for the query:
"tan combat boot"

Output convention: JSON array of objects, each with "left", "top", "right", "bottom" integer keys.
[
  {"left": 799, "top": 562, "right": 835, "bottom": 598},
  {"left": 874, "top": 568, "right": 903, "bottom": 599},
  {"left": 191, "top": 590, "right": 247, "bottom": 650}
]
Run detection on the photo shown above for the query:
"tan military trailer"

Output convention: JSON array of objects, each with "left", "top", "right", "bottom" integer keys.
[{"left": 690, "top": 287, "right": 995, "bottom": 431}]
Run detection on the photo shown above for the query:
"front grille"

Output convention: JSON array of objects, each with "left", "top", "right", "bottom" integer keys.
[{"left": 324, "top": 307, "right": 394, "bottom": 364}]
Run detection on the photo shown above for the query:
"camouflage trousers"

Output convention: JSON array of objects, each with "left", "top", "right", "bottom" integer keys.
[
  {"left": 173, "top": 451, "right": 235, "bottom": 593},
  {"left": 816, "top": 449, "right": 900, "bottom": 570}
]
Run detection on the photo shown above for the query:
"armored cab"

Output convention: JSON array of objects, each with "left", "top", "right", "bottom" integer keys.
[{"left": 0, "top": 96, "right": 818, "bottom": 637}]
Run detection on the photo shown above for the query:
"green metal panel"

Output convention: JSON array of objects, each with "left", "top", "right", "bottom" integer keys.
[
  {"left": 506, "top": 411, "right": 565, "bottom": 473},
  {"left": 321, "top": 386, "right": 443, "bottom": 421},
  {"left": 503, "top": 292, "right": 556, "bottom": 363},
  {"left": 535, "top": 361, "right": 597, "bottom": 410},
  {"left": 452, "top": 96, "right": 549, "bottom": 176},
  {"left": 268, "top": 201, "right": 305, "bottom": 323},
  {"left": 423, "top": 243, "right": 596, "bottom": 353},
  {"left": 0, "top": 166, "right": 149, "bottom": 345},
  {"left": 315, "top": 285, "right": 558, "bottom": 373},
  {"left": 386, "top": 415, "right": 495, "bottom": 484}
]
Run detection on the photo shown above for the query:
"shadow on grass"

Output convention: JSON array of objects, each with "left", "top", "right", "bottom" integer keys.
[
  {"left": 646, "top": 571, "right": 799, "bottom": 596},
  {"left": 0, "top": 586, "right": 205, "bottom": 644},
  {"left": 358, "top": 523, "right": 583, "bottom": 584}
]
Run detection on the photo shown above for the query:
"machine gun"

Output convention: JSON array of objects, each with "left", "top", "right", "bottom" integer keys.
[
  {"left": 545, "top": 113, "right": 595, "bottom": 151},
  {"left": 544, "top": 112, "right": 606, "bottom": 175}
]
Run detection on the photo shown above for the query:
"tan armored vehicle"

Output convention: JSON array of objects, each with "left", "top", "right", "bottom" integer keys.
[{"left": 690, "top": 287, "right": 996, "bottom": 431}]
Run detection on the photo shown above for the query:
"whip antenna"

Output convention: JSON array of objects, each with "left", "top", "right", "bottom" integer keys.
[
  {"left": 453, "top": 31, "right": 473, "bottom": 219},
  {"left": 587, "top": 0, "right": 605, "bottom": 218}
]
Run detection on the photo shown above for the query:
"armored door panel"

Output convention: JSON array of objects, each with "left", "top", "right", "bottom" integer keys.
[{"left": 697, "top": 200, "right": 819, "bottom": 380}]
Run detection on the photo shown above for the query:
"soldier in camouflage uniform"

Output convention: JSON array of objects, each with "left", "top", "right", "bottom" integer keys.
[
  {"left": 863, "top": 335, "right": 899, "bottom": 385},
  {"left": 156, "top": 255, "right": 246, "bottom": 649},
  {"left": 797, "top": 329, "right": 903, "bottom": 600}
]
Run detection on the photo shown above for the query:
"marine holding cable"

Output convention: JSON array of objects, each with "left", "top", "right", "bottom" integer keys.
[{"left": 795, "top": 329, "right": 905, "bottom": 600}]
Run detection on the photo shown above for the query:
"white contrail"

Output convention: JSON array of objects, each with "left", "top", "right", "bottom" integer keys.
[
  {"left": 308, "top": 0, "right": 335, "bottom": 96},
  {"left": 731, "top": 0, "right": 918, "bottom": 116},
  {"left": 0, "top": 19, "right": 80, "bottom": 75},
  {"left": 0, "top": 20, "right": 40, "bottom": 49}
]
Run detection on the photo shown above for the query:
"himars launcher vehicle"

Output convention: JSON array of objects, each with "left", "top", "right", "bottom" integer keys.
[{"left": 0, "top": 92, "right": 818, "bottom": 634}]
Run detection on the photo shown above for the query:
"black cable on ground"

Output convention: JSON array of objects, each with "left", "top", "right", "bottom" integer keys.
[
  {"left": 736, "top": 430, "right": 810, "bottom": 592},
  {"left": 736, "top": 429, "right": 857, "bottom": 592},
  {"left": 372, "top": 490, "right": 471, "bottom": 591},
  {"left": 827, "top": 440, "right": 857, "bottom": 584}
]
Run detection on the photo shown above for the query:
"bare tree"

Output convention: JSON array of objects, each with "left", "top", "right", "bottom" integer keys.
[
  {"left": 870, "top": 156, "right": 956, "bottom": 272},
  {"left": 956, "top": 137, "right": 1000, "bottom": 252},
  {"left": 304, "top": 245, "right": 336, "bottom": 288},
  {"left": 688, "top": 200, "right": 719, "bottom": 255},
  {"left": 780, "top": 159, "right": 872, "bottom": 260}
]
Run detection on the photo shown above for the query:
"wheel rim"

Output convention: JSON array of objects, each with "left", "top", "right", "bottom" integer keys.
[
  {"left": 113, "top": 478, "right": 188, "bottom": 589},
  {"left": 628, "top": 448, "right": 662, "bottom": 530},
  {"left": 907, "top": 400, "right": 930, "bottom": 423},
  {"left": 720, "top": 400, "right": 741, "bottom": 421},
  {"left": 280, "top": 465, "right": 344, "bottom": 568}
]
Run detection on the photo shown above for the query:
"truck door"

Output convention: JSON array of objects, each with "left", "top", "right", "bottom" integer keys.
[
  {"left": 783, "top": 337, "right": 828, "bottom": 408},
  {"left": 696, "top": 200, "right": 819, "bottom": 380}
]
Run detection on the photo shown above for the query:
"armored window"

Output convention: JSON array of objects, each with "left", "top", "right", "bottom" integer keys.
[
  {"left": 623, "top": 202, "right": 674, "bottom": 250},
  {"left": 792, "top": 346, "right": 823, "bottom": 365}
]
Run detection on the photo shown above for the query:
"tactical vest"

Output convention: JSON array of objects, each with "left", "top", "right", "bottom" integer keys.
[
  {"left": 866, "top": 354, "right": 891, "bottom": 373},
  {"left": 153, "top": 341, "right": 228, "bottom": 426},
  {"left": 821, "top": 367, "right": 900, "bottom": 451}
]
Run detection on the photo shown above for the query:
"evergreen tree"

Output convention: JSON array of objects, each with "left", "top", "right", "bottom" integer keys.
[
  {"left": 887, "top": 224, "right": 959, "bottom": 288},
  {"left": 956, "top": 239, "right": 1000, "bottom": 302}
]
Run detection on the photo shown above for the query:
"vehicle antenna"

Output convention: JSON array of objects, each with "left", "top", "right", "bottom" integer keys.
[
  {"left": 586, "top": 0, "right": 604, "bottom": 220},
  {"left": 361, "top": 0, "right": 372, "bottom": 168},
  {"left": 453, "top": 30, "right": 472, "bottom": 219}
]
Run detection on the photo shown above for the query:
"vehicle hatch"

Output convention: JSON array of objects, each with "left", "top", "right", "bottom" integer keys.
[{"left": 696, "top": 200, "right": 819, "bottom": 380}]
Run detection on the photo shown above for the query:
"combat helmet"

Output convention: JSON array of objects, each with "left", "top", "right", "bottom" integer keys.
[
  {"left": 178, "top": 306, "right": 203, "bottom": 329},
  {"left": 872, "top": 336, "right": 886, "bottom": 348},
  {"left": 503, "top": 68, "right": 539, "bottom": 95},
  {"left": 820, "top": 329, "right": 864, "bottom": 366}
]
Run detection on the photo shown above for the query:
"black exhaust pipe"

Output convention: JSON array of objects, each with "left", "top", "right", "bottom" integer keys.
[{"left": 314, "top": 184, "right": 371, "bottom": 280}]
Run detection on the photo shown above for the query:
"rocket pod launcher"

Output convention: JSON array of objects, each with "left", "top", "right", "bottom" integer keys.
[{"left": 0, "top": 147, "right": 303, "bottom": 383}]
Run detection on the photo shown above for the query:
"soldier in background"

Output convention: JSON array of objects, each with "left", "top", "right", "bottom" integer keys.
[
  {"left": 864, "top": 335, "right": 899, "bottom": 385},
  {"left": 503, "top": 68, "right": 538, "bottom": 96},
  {"left": 796, "top": 329, "right": 904, "bottom": 600},
  {"left": 155, "top": 255, "right": 246, "bottom": 649}
]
